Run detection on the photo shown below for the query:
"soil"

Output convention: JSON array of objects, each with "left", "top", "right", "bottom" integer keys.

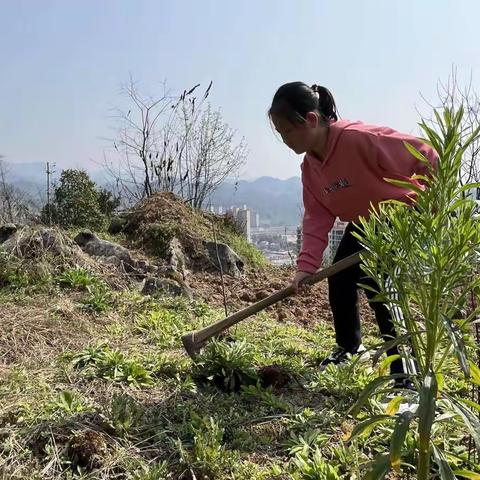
[
  {"left": 258, "top": 364, "right": 292, "bottom": 389},
  {"left": 188, "top": 265, "right": 376, "bottom": 329}
]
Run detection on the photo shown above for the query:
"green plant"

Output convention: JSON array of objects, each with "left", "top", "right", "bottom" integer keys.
[
  {"left": 81, "top": 283, "right": 113, "bottom": 313},
  {"left": 56, "top": 267, "right": 97, "bottom": 290},
  {"left": 291, "top": 446, "right": 341, "bottom": 480},
  {"left": 106, "top": 394, "right": 143, "bottom": 438},
  {"left": 52, "top": 390, "right": 86, "bottom": 415},
  {"left": 309, "top": 358, "right": 375, "bottom": 400},
  {"left": 193, "top": 339, "right": 259, "bottom": 392},
  {"left": 132, "top": 461, "right": 169, "bottom": 480},
  {"left": 241, "top": 384, "right": 291, "bottom": 413},
  {"left": 71, "top": 344, "right": 154, "bottom": 387},
  {"left": 177, "top": 416, "right": 236, "bottom": 478},
  {"left": 41, "top": 169, "right": 107, "bottom": 230},
  {"left": 96, "top": 350, "right": 154, "bottom": 387},
  {"left": 134, "top": 307, "right": 185, "bottom": 346},
  {"left": 350, "top": 106, "right": 480, "bottom": 478}
]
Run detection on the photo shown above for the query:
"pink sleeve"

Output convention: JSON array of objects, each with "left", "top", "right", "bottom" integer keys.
[
  {"left": 375, "top": 132, "right": 439, "bottom": 180},
  {"left": 297, "top": 180, "right": 335, "bottom": 274}
]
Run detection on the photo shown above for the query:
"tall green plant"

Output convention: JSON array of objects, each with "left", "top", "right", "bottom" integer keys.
[{"left": 349, "top": 106, "right": 480, "bottom": 479}]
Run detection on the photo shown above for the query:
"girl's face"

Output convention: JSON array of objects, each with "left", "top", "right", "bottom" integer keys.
[{"left": 271, "top": 112, "right": 320, "bottom": 155}]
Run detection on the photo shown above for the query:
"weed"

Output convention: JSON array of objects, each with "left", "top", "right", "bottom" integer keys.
[
  {"left": 81, "top": 283, "right": 113, "bottom": 313},
  {"left": 104, "top": 394, "right": 143, "bottom": 438},
  {"left": 134, "top": 307, "right": 186, "bottom": 347},
  {"left": 71, "top": 344, "right": 154, "bottom": 387},
  {"left": 52, "top": 390, "right": 87, "bottom": 415},
  {"left": 177, "top": 415, "right": 237, "bottom": 478},
  {"left": 193, "top": 339, "right": 259, "bottom": 392},
  {"left": 56, "top": 266, "right": 97, "bottom": 290},
  {"left": 132, "top": 461, "right": 169, "bottom": 479},
  {"left": 291, "top": 445, "right": 341, "bottom": 479}
]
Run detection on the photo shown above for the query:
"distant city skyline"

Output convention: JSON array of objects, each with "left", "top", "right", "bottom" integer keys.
[{"left": 2, "top": 1, "right": 480, "bottom": 179}]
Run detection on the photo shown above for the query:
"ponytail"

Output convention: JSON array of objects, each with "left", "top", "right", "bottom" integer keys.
[
  {"left": 269, "top": 82, "right": 339, "bottom": 126},
  {"left": 310, "top": 84, "right": 338, "bottom": 122}
]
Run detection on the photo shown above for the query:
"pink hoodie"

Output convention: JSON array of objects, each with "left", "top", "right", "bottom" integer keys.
[{"left": 297, "top": 119, "right": 438, "bottom": 274}]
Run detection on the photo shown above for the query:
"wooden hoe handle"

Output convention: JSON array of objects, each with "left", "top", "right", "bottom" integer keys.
[{"left": 182, "top": 251, "right": 364, "bottom": 359}]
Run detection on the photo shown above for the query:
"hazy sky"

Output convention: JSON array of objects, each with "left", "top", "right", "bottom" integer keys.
[{"left": 1, "top": 0, "right": 480, "bottom": 179}]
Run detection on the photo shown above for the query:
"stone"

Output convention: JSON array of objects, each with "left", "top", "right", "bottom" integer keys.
[
  {"left": 203, "top": 241, "right": 244, "bottom": 278},
  {"left": 141, "top": 276, "right": 193, "bottom": 299},
  {"left": 74, "top": 230, "right": 138, "bottom": 272}
]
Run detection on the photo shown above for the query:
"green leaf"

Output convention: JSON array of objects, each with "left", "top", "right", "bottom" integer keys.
[
  {"left": 436, "top": 373, "right": 445, "bottom": 392},
  {"left": 384, "top": 395, "right": 406, "bottom": 416},
  {"left": 432, "top": 444, "right": 457, "bottom": 480},
  {"left": 453, "top": 470, "right": 480, "bottom": 479},
  {"left": 459, "top": 398, "right": 480, "bottom": 414},
  {"left": 403, "top": 141, "right": 433, "bottom": 168},
  {"left": 458, "top": 182, "right": 480, "bottom": 194},
  {"left": 468, "top": 361, "right": 480, "bottom": 386},
  {"left": 371, "top": 334, "right": 414, "bottom": 366},
  {"left": 348, "top": 375, "right": 404, "bottom": 417},
  {"left": 441, "top": 314, "right": 470, "bottom": 377},
  {"left": 363, "top": 453, "right": 391, "bottom": 480},
  {"left": 446, "top": 394, "right": 480, "bottom": 452},
  {"left": 345, "top": 415, "right": 392, "bottom": 442},
  {"left": 384, "top": 178, "right": 423, "bottom": 194},
  {"left": 390, "top": 411, "right": 414, "bottom": 472},
  {"left": 417, "top": 371, "right": 437, "bottom": 468}
]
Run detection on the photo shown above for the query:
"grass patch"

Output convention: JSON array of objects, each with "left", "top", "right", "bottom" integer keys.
[{"left": 1, "top": 275, "right": 478, "bottom": 479}]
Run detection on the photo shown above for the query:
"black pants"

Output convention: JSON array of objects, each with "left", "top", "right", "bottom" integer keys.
[{"left": 328, "top": 222, "right": 405, "bottom": 375}]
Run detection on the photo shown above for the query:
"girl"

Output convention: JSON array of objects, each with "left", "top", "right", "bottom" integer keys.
[{"left": 269, "top": 82, "right": 438, "bottom": 385}]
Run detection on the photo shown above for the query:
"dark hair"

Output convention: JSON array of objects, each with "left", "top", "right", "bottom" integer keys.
[{"left": 268, "top": 82, "right": 339, "bottom": 126}]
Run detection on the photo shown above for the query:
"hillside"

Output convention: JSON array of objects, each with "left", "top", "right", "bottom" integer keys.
[{"left": 0, "top": 193, "right": 474, "bottom": 479}]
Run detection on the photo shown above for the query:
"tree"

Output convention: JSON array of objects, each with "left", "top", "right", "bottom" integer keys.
[
  {"left": 104, "top": 77, "right": 246, "bottom": 208},
  {"left": 0, "top": 158, "right": 34, "bottom": 223},
  {"left": 42, "top": 169, "right": 106, "bottom": 230},
  {"left": 97, "top": 187, "right": 120, "bottom": 216},
  {"left": 422, "top": 67, "right": 480, "bottom": 187},
  {"left": 179, "top": 104, "right": 247, "bottom": 209}
]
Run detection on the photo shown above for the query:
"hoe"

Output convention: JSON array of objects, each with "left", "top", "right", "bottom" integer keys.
[{"left": 182, "top": 251, "right": 364, "bottom": 359}]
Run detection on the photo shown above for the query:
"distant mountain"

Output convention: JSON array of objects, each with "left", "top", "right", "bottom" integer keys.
[
  {"left": 1, "top": 162, "right": 109, "bottom": 198},
  {"left": 210, "top": 176, "right": 303, "bottom": 226}
]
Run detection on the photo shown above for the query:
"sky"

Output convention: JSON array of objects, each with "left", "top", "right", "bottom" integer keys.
[{"left": 1, "top": 0, "right": 480, "bottom": 180}]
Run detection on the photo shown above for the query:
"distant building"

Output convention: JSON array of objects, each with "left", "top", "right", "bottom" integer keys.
[
  {"left": 218, "top": 206, "right": 223, "bottom": 214},
  {"left": 251, "top": 212, "right": 260, "bottom": 228},
  {"left": 236, "top": 209, "right": 251, "bottom": 242}
]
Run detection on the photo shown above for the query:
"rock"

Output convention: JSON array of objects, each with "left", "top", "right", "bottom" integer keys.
[
  {"left": 2, "top": 226, "right": 75, "bottom": 257},
  {"left": 141, "top": 276, "right": 193, "bottom": 299},
  {"left": 74, "top": 230, "right": 140, "bottom": 274},
  {"left": 0, "top": 224, "right": 17, "bottom": 244},
  {"left": 204, "top": 241, "right": 244, "bottom": 278},
  {"left": 165, "top": 237, "right": 188, "bottom": 275}
]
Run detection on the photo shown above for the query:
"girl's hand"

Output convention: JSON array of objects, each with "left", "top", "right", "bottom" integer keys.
[{"left": 291, "top": 271, "right": 313, "bottom": 294}]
